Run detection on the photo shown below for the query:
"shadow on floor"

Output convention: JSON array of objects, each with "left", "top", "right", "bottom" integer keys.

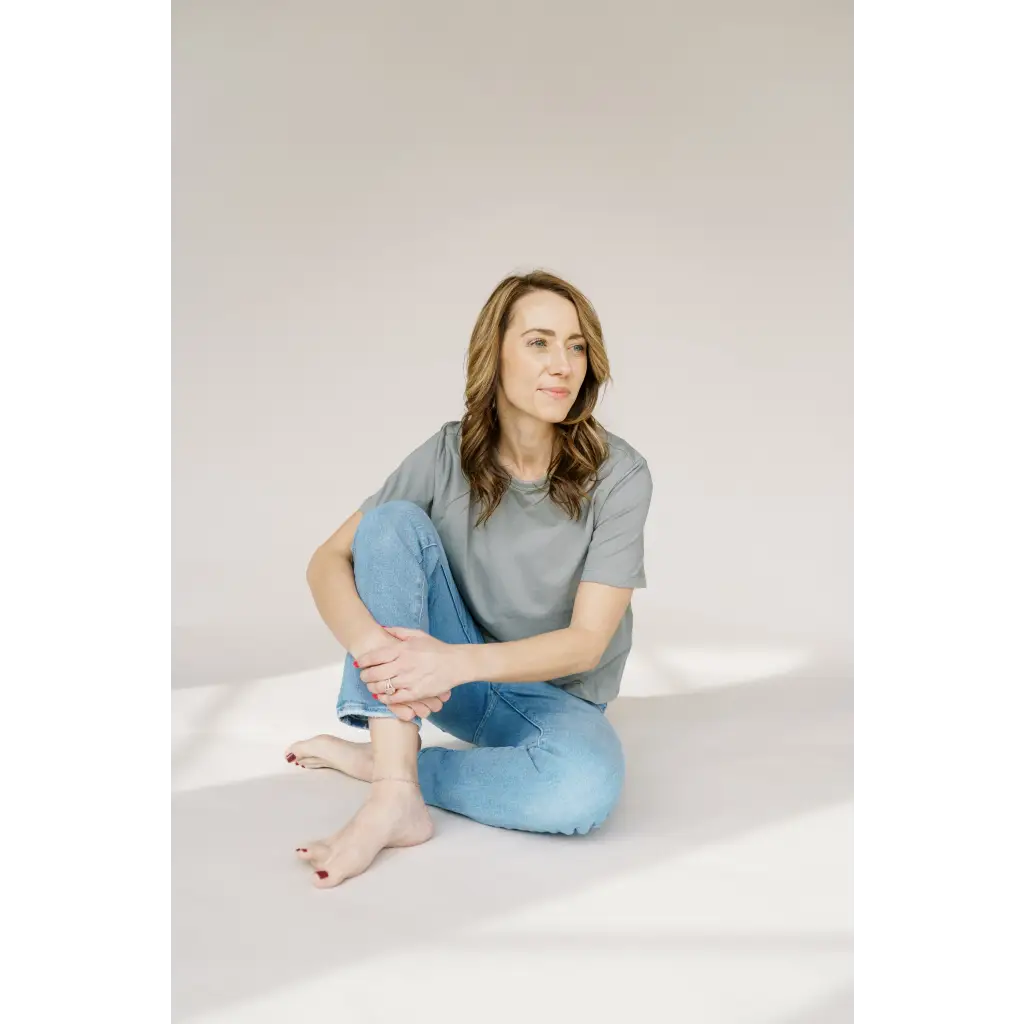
[
  {"left": 173, "top": 673, "right": 851, "bottom": 1020},
  {"left": 172, "top": 619, "right": 339, "bottom": 690}
]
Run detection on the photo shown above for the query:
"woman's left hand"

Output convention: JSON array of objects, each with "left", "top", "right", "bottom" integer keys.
[{"left": 358, "top": 626, "right": 469, "bottom": 704}]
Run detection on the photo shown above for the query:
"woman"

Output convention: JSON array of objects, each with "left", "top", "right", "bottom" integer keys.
[{"left": 286, "top": 270, "right": 653, "bottom": 888}]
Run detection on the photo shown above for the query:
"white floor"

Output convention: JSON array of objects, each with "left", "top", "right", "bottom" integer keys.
[{"left": 173, "top": 665, "right": 853, "bottom": 1024}]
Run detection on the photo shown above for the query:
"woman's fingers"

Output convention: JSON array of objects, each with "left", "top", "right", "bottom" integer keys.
[
  {"left": 357, "top": 641, "right": 404, "bottom": 669},
  {"left": 380, "top": 688, "right": 417, "bottom": 705},
  {"left": 387, "top": 697, "right": 444, "bottom": 718},
  {"left": 364, "top": 663, "right": 403, "bottom": 688},
  {"left": 362, "top": 665, "right": 404, "bottom": 693}
]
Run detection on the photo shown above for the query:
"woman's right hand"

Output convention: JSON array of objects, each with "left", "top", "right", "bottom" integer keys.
[{"left": 353, "top": 631, "right": 452, "bottom": 721}]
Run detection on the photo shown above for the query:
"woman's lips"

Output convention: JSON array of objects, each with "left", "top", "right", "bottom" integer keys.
[{"left": 540, "top": 388, "right": 571, "bottom": 398}]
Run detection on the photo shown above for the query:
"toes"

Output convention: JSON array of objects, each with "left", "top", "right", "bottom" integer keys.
[
  {"left": 285, "top": 743, "right": 308, "bottom": 764},
  {"left": 286, "top": 746, "right": 322, "bottom": 769},
  {"left": 312, "top": 868, "right": 339, "bottom": 888},
  {"left": 295, "top": 842, "right": 328, "bottom": 865},
  {"left": 284, "top": 736, "right": 323, "bottom": 763}
]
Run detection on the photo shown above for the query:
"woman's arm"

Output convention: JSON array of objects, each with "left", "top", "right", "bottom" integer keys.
[
  {"left": 359, "top": 583, "right": 633, "bottom": 703},
  {"left": 306, "top": 510, "right": 392, "bottom": 659},
  {"left": 457, "top": 581, "right": 635, "bottom": 684}
]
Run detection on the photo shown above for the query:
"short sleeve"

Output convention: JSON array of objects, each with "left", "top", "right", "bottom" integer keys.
[
  {"left": 359, "top": 427, "right": 445, "bottom": 515},
  {"left": 580, "top": 458, "right": 653, "bottom": 589}
]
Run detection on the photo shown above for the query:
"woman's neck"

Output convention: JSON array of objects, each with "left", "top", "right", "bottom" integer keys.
[{"left": 495, "top": 410, "right": 555, "bottom": 481}]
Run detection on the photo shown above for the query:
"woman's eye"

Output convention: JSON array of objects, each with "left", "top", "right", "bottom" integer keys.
[{"left": 529, "top": 338, "right": 585, "bottom": 353}]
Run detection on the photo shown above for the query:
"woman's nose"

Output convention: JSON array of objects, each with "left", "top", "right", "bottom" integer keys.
[{"left": 549, "top": 350, "right": 570, "bottom": 373}]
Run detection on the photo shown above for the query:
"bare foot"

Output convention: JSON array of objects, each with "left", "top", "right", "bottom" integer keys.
[
  {"left": 295, "top": 782, "right": 434, "bottom": 887},
  {"left": 285, "top": 734, "right": 374, "bottom": 781},
  {"left": 285, "top": 732, "right": 423, "bottom": 782}
]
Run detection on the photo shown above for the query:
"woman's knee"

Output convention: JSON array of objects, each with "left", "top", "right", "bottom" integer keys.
[
  {"left": 357, "top": 499, "right": 429, "bottom": 536},
  {"left": 529, "top": 745, "right": 625, "bottom": 835},
  {"left": 353, "top": 500, "right": 433, "bottom": 561}
]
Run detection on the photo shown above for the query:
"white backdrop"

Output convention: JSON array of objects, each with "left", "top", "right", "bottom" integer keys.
[{"left": 173, "top": 0, "right": 851, "bottom": 693}]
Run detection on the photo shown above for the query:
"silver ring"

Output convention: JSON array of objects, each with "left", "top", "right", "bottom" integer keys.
[{"left": 383, "top": 678, "right": 395, "bottom": 696}]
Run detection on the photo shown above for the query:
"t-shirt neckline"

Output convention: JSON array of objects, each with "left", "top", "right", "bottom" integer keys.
[{"left": 507, "top": 474, "right": 548, "bottom": 491}]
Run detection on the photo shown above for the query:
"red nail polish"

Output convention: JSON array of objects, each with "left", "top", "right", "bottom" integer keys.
[
  {"left": 372, "top": 694, "right": 379, "bottom": 700},
  {"left": 286, "top": 754, "right": 296, "bottom": 762},
  {"left": 353, "top": 661, "right": 360, "bottom": 668},
  {"left": 316, "top": 870, "right": 328, "bottom": 879},
  {"left": 296, "top": 848, "right": 307, "bottom": 852}
]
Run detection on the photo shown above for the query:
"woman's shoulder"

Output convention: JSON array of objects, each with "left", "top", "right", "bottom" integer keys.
[
  {"left": 386, "top": 421, "right": 463, "bottom": 503},
  {"left": 383, "top": 421, "right": 461, "bottom": 480},
  {"left": 406, "top": 419, "right": 460, "bottom": 454},
  {"left": 587, "top": 428, "right": 652, "bottom": 517},
  {"left": 433, "top": 420, "right": 465, "bottom": 479},
  {"left": 596, "top": 426, "right": 649, "bottom": 486},
  {"left": 437, "top": 419, "right": 462, "bottom": 456}
]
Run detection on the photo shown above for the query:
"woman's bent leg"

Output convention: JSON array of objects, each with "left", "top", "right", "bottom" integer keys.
[
  {"left": 296, "top": 500, "right": 489, "bottom": 886},
  {"left": 288, "top": 499, "right": 489, "bottom": 778},
  {"left": 419, "top": 684, "right": 626, "bottom": 836},
  {"left": 335, "top": 500, "right": 489, "bottom": 730}
]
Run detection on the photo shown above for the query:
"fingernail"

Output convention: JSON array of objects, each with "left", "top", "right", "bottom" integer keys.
[
  {"left": 316, "top": 870, "right": 328, "bottom": 879},
  {"left": 372, "top": 694, "right": 379, "bottom": 700},
  {"left": 353, "top": 661, "right": 360, "bottom": 667},
  {"left": 286, "top": 754, "right": 296, "bottom": 762}
]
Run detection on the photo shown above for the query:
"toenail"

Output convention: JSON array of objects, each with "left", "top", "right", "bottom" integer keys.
[
  {"left": 286, "top": 754, "right": 296, "bottom": 762},
  {"left": 316, "top": 870, "right": 328, "bottom": 879}
]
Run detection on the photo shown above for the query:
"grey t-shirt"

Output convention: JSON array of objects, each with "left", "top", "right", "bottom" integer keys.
[{"left": 359, "top": 420, "right": 653, "bottom": 704}]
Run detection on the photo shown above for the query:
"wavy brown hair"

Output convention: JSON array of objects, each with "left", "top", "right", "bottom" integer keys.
[{"left": 460, "top": 270, "right": 612, "bottom": 528}]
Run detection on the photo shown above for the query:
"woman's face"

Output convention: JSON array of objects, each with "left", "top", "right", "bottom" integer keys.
[{"left": 498, "top": 290, "right": 588, "bottom": 423}]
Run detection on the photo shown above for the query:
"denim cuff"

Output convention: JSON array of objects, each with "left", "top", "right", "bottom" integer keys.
[{"left": 337, "top": 700, "right": 422, "bottom": 731}]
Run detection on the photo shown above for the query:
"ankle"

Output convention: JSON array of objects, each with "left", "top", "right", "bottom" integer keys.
[
  {"left": 367, "top": 778, "right": 424, "bottom": 805},
  {"left": 372, "top": 757, "right": 419, "bottom": 781}
]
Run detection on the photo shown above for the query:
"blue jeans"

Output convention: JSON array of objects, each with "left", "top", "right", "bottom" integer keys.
[{"left": 336, "top": 500, "right": 625, "bottom": 836}]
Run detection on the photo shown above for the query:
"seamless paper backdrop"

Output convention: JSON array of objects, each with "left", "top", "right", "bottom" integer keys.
[{"left": 172, "top": 0, "right": 851, "bottom": 691}]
